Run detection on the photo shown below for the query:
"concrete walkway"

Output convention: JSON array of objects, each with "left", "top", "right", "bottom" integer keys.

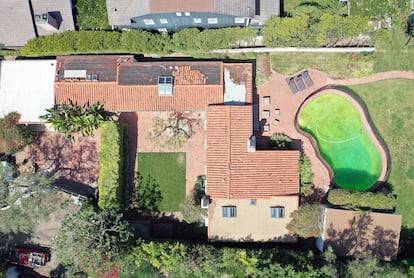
[
  {"left": 213, "top": 47, "right": 375, "bottom": 54},
  {"left": 258, "top": 69, "right": 414, "bottom": 191}
]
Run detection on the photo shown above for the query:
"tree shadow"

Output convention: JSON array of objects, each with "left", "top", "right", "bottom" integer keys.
[
  {"left": 132, "top": 173, "right": 163, "bottom": 214},
  {"left": 22, "top": 132, "right": 99, "bottom": 187},
  {"left": 325, "top": 213, "right": 399, "bottom": 260},
  {"left": 118, "top": 112, "right": 138, "bottom": 210}
]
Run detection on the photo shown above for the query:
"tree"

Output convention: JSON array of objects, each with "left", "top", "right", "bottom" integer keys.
[
  {"left": 0, "top": 172, "right": 56, "bottom": 233},
  {"left": 40, "top": 102, "right": 110, "bottom": 142},
  {"left": 269, "top": 133, "right": 293, "bottom": 150},
  {"left": 148, "top": 111, "right": 200, "bottom": 149},
  {"left": 0, "top": 112, "right": 32, "bottom": 154},
  {"left": 286, "top": 203, "right": 323, "bottom": 238},
  {"left": 52, "top": 203, "right": 133, "bottom": 276}
]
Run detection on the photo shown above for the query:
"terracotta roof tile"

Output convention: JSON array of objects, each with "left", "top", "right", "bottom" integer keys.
[
  {"left": 207, "top": 105, "right": 299, "bottom": 200},
  {"left": 55, "top": 83, "right": 224, "bottom": 111}
]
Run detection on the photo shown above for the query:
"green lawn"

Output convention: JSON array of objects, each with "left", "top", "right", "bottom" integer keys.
[
  {"left": 271, "top": 52, "right": 374, "bottom": 78},
  {"left": 138, "top": 152, "right": 186, "bottom": 211},
  {"left": 345, "top": 80, "right": 414, "bottom": 228}
]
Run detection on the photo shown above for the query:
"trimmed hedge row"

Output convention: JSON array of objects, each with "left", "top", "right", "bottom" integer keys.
[
  {"left": 327, "top": 189, "right": 396, "bottom": 210},
  {"left": 21, "top": 27, "right": 256, "bottom": 57},
  {"left": 98, "top": 121, "right": 125, "bottom": 211}
]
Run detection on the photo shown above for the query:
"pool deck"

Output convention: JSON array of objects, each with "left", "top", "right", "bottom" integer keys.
[{"left": 256, "top": 70, "right": 412, "bottom": 191}]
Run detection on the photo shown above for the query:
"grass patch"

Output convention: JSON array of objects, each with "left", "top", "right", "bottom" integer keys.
[
  {"left": 345, "top": 79, "right": 414, "bottom": 228},
  {"left": 75, "top": 0, "right": 110, "bottom": 30},
  {"left": 271, "top": 52, "right": 374, "bottom": 78},
  {"left": 138, "top": 152, "right": 186, "bottom": 211}
]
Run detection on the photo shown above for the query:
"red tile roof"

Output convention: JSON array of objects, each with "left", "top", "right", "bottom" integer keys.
[
  {"left": 55, "top": 83, "right": 224, "bottom": 111},
  {"left": 207, "top": 105, "right": 299, "bottom": 199}
]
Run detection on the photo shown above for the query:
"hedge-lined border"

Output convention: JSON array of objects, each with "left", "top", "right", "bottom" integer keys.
[{"left": 98, "top": 121, "right": 125, "bottom": 211}]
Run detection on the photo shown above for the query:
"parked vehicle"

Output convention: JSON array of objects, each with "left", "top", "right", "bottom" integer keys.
[{"left": 11, "top": 247, "right": 49, "bottom": 268}]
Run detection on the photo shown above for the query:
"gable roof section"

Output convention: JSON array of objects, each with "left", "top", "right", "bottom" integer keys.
[
  {"left": 207, "top": 105, "right": 299, "bottom": 199},
  {"left": 56, "top": 55, "right": 133, "bottom": 82},
  {"left": 55, "top": 83, "right": 224, "bottom": 111},
  {"left": 320, "top": 208, "right": 402, "bottom": 261},
  {"left": 55, "top": 56, "right": 229, "bottom": 111},
  {"left": 150, "top": 0, "right": 214, "bottom": 13},
  {"left": 0, "top": 0, "right": 36, "bottom": 47},
  {"left": 118, "top": 61, "right": 223, "bottom": 85}
]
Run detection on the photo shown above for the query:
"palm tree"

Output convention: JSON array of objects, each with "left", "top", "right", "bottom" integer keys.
[{"left": 40, "top": 101, "right": 110, "bottom": 142}]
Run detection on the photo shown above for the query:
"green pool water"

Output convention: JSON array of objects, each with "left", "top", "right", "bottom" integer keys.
[{"left": 297, "top": 93, "right": 382, "bottom": 190}]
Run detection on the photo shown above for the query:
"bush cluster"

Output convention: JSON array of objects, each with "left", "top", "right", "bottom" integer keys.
[
  {"left": 0, "top": 112, "right": 32, "bottom": 155},
  {"left": 262, "top": 14, "right": 372, "bottom": 47},
  {"left": 98, "top": 121, "right": 125, "bottom": 211},
  {"left": 21, "top": 27, "right": 256, "bottom": 57},
  {"left": 327, "top": 189, "right": 396, "bottom": 210}
]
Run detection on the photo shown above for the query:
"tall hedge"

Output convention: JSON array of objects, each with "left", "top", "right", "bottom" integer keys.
[
  {"left": 327, "top": 189, "right": 396, "bottom": 210},
  {"left": 98, "top": 121, "right": 125, "bottom": 211},
  {"left": 21, "top": 27, "right": 256, "bottom": 57}
]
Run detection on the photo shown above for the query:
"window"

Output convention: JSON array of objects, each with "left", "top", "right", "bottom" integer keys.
[
  {"left": 222, "top": 206, "right": 237, "bottom": 218},
  {"left": 262, "top": 124, "right": 270, "bottom": 132},
  {"left": 235, "top": 17, "right": 245, "bottom": 23},
  {"left": 262, "top": 110, "right": 270, "bottom": 119},
  {"left": 193, "top": 18, "right": 202, "bottom": 23},
  {"left": 250, "top": 199, "right": 257, "bottom": 206},
  {"left": 176, "top": 12, "right": 182, "bottom": 16},
  {"left": 184, "top": 12, "right": 191, "bottom": 16},
  {"left": 208, "top": 18, "right": 218, "bottom": 24},
  {"left": 262, "top": 96, "right": 270, "bottom": 105},
  {"left": 158, "top": 76, "right": 173, "bottom": 95},
  {"left": 160, "top": 18, "right": 168, "bottom": 24},
  {"left": 270, "top": 206, "right": 285, "bottom": 218},
  {"left": 143, "top": 19, "right": 155, "bottom": 25}
]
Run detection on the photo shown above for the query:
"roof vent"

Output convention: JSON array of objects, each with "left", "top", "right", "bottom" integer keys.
[
  {"left": 34, "top": 12, "right": 60, "bottom": 31},
  {"left": 248, "top": 135, "right": 256, "bottom": 152}
]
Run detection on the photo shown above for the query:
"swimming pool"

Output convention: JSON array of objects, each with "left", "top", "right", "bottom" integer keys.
[{"left": 297, "top": 93, "right": 382, "bottom": 190}]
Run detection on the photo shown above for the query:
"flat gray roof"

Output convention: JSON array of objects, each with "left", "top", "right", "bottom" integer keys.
[
  {"left": 32, "top": 0, "right": 75, "bottom": 36},
  {"left": 0, "top": 0, "right": 36, "bottom": 47},
  {"left": 0, "top": 60, "right": 56, "bottom": 123}
]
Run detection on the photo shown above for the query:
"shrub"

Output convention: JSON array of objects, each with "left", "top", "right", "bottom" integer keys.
[
  {"left": 327, "top": 189, "right": 396, "bottom": 210},
  {"left": 98, "top": 121, "right": 125, "bottom": 211},
  {"left": 299, "top": 154, "right": 313, "bottom": 185},
  {"left": 269, "top": 133, "right": 293, "bottom": 150},
  {"left": 286, "top": 203, "right": 323, "bottom": 238},
  {"left": 0, "top": 112, "right": 32, "bottom": 154}
]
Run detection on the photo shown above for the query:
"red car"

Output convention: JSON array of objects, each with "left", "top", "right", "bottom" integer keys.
[{"left": 12, "top": 247, "right": 49, "bottom": 268}]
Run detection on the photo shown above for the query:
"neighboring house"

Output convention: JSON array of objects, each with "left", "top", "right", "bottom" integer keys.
[
  {"left": 107, "top": 0, "right": 280, "bottom": 30},
  {"left": 0, "top": 0, "right": 75, "bottom": 48},
  {"left": 0, "top": 60, "right": 56, "bottom": 123},
  {"left": 54, "top": 55, "right": 300, "bottom": 242},
  {"left": 317, "top": 207, "right": 402, "bottom": 261}
]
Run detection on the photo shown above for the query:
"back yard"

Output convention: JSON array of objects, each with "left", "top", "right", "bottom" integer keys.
[
  {"left": 137, "top": 152, "right": 186, "bottom": 211},
  {"left": 345, "top": 79, "right": 414, "bottom": 229}
]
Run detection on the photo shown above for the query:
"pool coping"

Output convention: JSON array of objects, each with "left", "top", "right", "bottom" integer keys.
[{"left": 294, "top": 87, "right": 390, "bottom": 191}]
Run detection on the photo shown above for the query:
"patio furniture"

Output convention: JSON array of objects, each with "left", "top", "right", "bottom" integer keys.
[{"left": 275, "top": 108, "right": 280, "bottom": 116}]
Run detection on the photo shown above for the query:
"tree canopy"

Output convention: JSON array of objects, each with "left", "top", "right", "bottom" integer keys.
[
  {"left": 286, "top": 203, "right": 323, "bottom": 238},
  {"left": 0, "top": 112, "right": 32, "bottom": 154},
  {"left": 40, "top": 102, "right": 110, "bottom": 142},
  {"left": 52, "top": 203, "right": 133, "bottom": 276}
]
